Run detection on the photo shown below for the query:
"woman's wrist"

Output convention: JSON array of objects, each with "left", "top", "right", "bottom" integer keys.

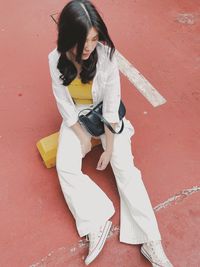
[
  {"left": 104, "top": 123, "right": 116, "bottom": 154},
  {"left": 105, "top": 146, "right": 113, "bottom": 154}
]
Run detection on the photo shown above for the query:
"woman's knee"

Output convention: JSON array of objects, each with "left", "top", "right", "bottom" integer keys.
[
  {"left": 56, "top": 152, "right": 82, "bottom": 175},
  {"left": 56, "top": 134, "right": 83, "bottom": 173}
]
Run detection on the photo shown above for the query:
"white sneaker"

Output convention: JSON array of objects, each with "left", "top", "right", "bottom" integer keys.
[
  {"left": 141, "top": 240, "right": 173, "bottom": 267},
  {"left": 85, "top": 220, "right": 112, "bottom": 265}
]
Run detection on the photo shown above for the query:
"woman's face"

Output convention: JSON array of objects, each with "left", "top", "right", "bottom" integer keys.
[{"left": 70, "top": 27, "right": 99, "bottom": 60}]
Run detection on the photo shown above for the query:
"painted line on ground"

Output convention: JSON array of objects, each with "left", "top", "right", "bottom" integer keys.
[
  {"left": 115, "top": 50, "right": 167, "bottom": 107},
  {"left": 29, "top": 185, "right": 199, "bottom": 267},
  {"left": 154, "top": 185, "right": 200, "bottom": 211}
]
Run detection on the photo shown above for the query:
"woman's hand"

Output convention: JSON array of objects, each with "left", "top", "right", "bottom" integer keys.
[
  {"left": 96, "top": 122, "right": 116, "bottom": 170},
  {"left": 96, "top": 150, "right": 112, "bottom": 171}
]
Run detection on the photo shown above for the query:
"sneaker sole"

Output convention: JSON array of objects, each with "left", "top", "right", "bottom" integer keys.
[
  {"left": 85, "top": 221, "right": 112, "bottom": 265},
  {"left": 141, "top": 246, "right": 163, "bottom": 267}
]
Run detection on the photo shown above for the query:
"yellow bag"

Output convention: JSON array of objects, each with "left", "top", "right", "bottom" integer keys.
[{"left": 36, "top": 132, "right": 101, "bottom": 168}]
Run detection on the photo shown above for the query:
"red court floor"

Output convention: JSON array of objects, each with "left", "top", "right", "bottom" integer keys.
[{"left": 0, "top": 0, "right": 200, "bottom": 266}]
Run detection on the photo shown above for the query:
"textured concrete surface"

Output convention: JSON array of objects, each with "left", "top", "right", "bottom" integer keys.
[{"left": 0, "top": 0, "right": 199, "bottom": 266}]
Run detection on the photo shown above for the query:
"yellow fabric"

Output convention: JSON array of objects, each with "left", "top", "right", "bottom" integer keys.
[{"left": 68, "top": 78, "right": 93, "bottom": 104}]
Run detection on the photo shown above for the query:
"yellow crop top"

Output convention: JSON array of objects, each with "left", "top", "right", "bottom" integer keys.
[{"left": 67, "top": 78, "right": 93, "bottom": 104}]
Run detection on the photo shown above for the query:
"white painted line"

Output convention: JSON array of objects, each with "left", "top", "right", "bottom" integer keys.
[
  {"left": 115, "top": 50, "right": 167, "bottom": 107},
  {"left": 154, "top": 185, "right": 200, "bottom": 211}
]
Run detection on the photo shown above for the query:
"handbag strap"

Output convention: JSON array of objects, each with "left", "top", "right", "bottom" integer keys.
[{"left": 78, "top": 108, "right": 124, "bottom": 134}]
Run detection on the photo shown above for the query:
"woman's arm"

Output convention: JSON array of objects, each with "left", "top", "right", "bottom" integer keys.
[
  {"left": 49, "top": 50, "right": 92, "bottom": 156},
  {"left": 97, "top": 50, "right": 121, "bottom": 171},
  {"left": 48, "top": 50, "right": 78, "bottom": 127},
  {"left": 102, "top": 51, "right": 121, "bottom": 124},
  {"left": 96, "top": 122, "right": 117, "bottom": 170},
  {"left": 71, "top": 122, "right": 92, "bottom": 157},
  {"left": 104, "top": 123, "right": 117, "bottom": 153}
]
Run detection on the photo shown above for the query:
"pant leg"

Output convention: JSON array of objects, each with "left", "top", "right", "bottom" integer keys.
[
  {"left": 56, "top": 121, "right": 115, "bottom": 237},
  {"left": 100, "top": 119, "right": 161, "bottom": 244}
]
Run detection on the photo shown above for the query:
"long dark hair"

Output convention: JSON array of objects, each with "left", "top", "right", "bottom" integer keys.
[{"left": 57, "top": 0, "right": 115, "bottom": 86}]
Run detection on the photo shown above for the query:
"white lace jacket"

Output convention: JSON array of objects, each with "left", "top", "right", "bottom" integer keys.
[{"left": 48, "top": 42, "right": 121, "bottom": 127}]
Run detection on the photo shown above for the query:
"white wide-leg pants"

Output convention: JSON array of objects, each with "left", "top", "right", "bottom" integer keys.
[{"left": 56, "top": 105, "right": 161, "bottom": 244}]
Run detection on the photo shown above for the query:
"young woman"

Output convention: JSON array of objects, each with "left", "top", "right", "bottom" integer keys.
[{"left": 48, "top": 0, "right": 173, "bottom": 266}]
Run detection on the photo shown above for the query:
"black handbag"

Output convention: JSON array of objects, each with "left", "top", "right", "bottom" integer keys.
[{"left": 78, "top": 100, "right": 126, "bottom": 137}]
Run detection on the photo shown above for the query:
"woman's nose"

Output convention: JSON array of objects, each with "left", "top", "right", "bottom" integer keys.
[{"left": 84, "top": 41, "right": 92, "bottom": 51}]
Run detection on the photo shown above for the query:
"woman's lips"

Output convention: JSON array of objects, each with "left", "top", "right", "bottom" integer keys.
[{"left": 83, "top": 52, "right": 90, "bottom": 57}]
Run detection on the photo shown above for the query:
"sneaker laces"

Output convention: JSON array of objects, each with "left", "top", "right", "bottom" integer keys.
[
  {"left": 86, "top": 226, "right": 104, "bottom": 252},
  {"left": 147, "top": 241, "right": 169, "bottom": 264}
]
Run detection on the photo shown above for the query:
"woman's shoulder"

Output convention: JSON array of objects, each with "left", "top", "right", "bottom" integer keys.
[
  {"left": 96, "top": 42, "right": 116, "bottom": 67},
  {"left": 96, "top": 42, "right": 111, "bottom": 58},
  {"left": 96, "top": 42, "right": 117, "bottom": 71}
]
